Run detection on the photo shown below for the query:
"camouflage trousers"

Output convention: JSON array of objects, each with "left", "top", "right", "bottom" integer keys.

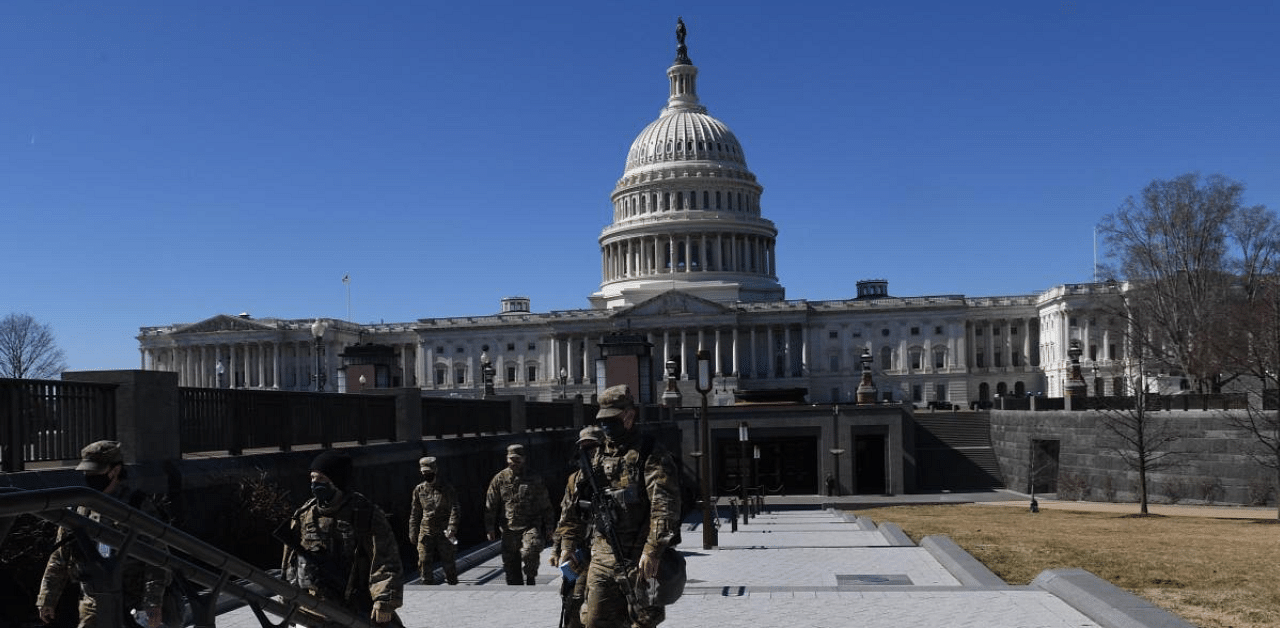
[
  {"left": 499, "top": 526, "right": 544, "bottom": 585},
  {"left": 416, "top": 532, "right": 458, "bottom": 584},
  {"left": 77, "top": 587, "right": 184, "bottom": 628},
  {"left": 579, "top": 559, "right": 664, "bottom": 628}
]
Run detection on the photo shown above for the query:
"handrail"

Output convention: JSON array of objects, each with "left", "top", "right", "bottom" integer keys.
[{"left": 0, "top": 486, "right": 379, "bottom": 628}]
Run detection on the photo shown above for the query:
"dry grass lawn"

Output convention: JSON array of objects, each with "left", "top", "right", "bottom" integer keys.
[{"left": 850, "top": 504, "right": 1280, "bottom": 628}]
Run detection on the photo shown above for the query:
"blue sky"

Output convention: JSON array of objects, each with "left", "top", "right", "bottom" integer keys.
[{"left": 3, "top": 1, "right": 1277, "bottom": 372}]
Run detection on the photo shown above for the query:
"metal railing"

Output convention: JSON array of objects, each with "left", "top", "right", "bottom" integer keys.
[
  {"left": 0, "top": 486, "right": 377, "bottom": 628},
  {"left": 1, "top": 378, "right": 117, "bottom": 472},
  {"left": 181, "top": 388, "right": 397, "bottom": 455}
]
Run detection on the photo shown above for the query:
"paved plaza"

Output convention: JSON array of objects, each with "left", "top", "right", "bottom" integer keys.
[{"left": 216, "top": 494, "right": 1195, "bottom": 628}]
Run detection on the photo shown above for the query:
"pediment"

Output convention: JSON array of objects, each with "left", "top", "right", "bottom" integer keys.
[
  {"left": 616, "top": 291, "right": 732, "bottom": 318},
  {"left": 171, "top": 314, "right": 278, "bottom": 335}
]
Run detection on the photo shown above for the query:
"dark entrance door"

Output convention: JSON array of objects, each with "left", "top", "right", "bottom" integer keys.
[
  {"left": 1030, "top": 439, "right": 1060, "bottom": 494},
  {"left": 716, "top": 436, "right": 818, "bottom": 495},
  {"left": 854, "top": 434, "right": 886, "bottom": 494}
]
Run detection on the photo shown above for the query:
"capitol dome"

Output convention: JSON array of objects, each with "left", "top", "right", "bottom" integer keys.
[{"left": 590, "top": 20, "right": 784, "bottom": 310}]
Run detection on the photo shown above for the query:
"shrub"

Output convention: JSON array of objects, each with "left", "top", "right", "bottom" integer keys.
[
  {"left": 1056, "top": 473, "right": 1090, "bottom": 501},
  {"left": 1247, "top": 477, "right": 1274, "bottom": 507},
  {"left": 1198, "top": 477, "right": 1224, "bottom": 504}
]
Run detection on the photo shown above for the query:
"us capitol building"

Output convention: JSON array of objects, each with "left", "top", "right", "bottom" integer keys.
[{"left": 137, "top": 24, "right": 1125, "bottom": 408}]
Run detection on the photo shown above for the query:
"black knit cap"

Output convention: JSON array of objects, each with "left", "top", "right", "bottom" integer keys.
[{"left": 310, "top": 450, "right": 353, "bottom": 490}]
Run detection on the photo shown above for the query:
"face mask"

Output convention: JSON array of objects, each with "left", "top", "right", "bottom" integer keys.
[
  {"left": 421, "top": 472, "right": 436, "bottom": 483},
  {"left": 85, "top": 473, "right": 112, "bottom": 492},
  {"left": 311, "top": 481, "right": 337, "bottom": 505},
  {"left": 598, "top": 417, "right": 623, "bottom": 440}
]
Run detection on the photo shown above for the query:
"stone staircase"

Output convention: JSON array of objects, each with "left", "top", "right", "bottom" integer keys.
[{"left": 913, "top": 411, "right": 1005, "bottom": 490}]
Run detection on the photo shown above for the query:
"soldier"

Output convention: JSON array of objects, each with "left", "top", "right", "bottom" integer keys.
[
  {"left": 36, "top": 440, "right": 177, "bottom": 628},
  {"left": 551, "top": 426, "right": 604, "bottom": 628},
  {"left": 484, "top": 443, "right": 554, "bottom": 585},
  {"left": 408, "top": 456, "right": 459, "bottom": 585},
  {"left": 556, "top": 385, "right": 681, "bottom": 628},
  {"left": 281, "top": 450, "right": 403, "bottom": 625}
]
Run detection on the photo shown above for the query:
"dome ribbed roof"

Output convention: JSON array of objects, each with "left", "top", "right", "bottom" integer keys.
[{"left": 624, "top": 112, "right": 747, "bottom": 171}]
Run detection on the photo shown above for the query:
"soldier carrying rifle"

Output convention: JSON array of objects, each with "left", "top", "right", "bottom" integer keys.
[{"left": 555, "top": 386, "right": 681, "bottom": 628}]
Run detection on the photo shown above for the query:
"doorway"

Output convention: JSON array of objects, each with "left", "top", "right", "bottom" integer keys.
[{"left": 854, "top": 434, "right": 886, "bottom": 494}]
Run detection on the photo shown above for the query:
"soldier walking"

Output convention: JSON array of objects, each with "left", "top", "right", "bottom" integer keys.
[
  {"left": 484, "top": 443, "right": 554, "bottom": 585},
  {"left": 36, "top": 440, "right": 179, "bottom": 628},
  {"left": 408, "top": 456, "right": 459, "bottom": 585},
  {"left": 556, "top": 386, "right": 681, "bottom": 628},
  {"left": 281, "top": 450, "right": 404, "bottom": 626}
]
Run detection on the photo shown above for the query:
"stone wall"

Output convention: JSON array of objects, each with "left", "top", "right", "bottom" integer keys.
[{"left": 990, "top": 409, "right": 1277, "bottom": 506}]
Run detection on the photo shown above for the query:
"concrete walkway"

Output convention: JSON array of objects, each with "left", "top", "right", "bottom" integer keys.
[{"left": 216, "top": 492, "right": 1196, "bottom": 628}]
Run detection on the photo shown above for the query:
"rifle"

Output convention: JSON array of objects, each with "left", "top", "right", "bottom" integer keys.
[
  {"left": 273, "top": 520, "right": 350, "bottom": 599},
  {"left": 575, "top": 449, "right": 643, "bottom": 624}
]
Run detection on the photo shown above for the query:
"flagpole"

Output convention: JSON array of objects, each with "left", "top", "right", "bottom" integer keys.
[{"left": 343, "top": 274, "right": 351, "bottom": 322}]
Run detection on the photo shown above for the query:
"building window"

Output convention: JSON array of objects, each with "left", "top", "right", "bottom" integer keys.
[
  {"left": 933, "top": 349, "right": 946, "bottom": 369},
  {"left": 1109, "top": 344, "right": 1116, "bottom": 359},
  {"left": 881, "top": 329, "right": 890, "bottom": 337},
  {"left": 829, "top": 355, "right": 839, "bottom": 372},
  {"left": 994, "top": 352, "right": 1004, "bottom": 368},
  {"left": 435, "top": 367, "right": 446, "bottom": 386},
  {"left": 507, "top": 366, "right": 517, "bottom": 382},
  {"left": 1089, "top": 344, "right": 1098, "bottom": 360},
  {"left": 976, "top": 350, "right": 985, "bottom": 368},
  {"left": 910, "top": 327, "right": 920, "bottom": 336},
  {"left": 1012, "top": 353, "right": 1023, "bottom": 367},
  {"left": 507, "top": 342, "right": 515, "bottom": 351},
  {"left": 1011, "top": 326, "right": 1018, "bottom": 335},
  {"left": 454, "top": 366, "right": 466, "bottom": 384},
  {"left": 851, "top": 331, "right": 861, "bottom": 338},
  {"left": 828, "top": 330, "right": 838, "bottom": 339},
  {"left": 909, "top": 350, "right": 922, "bottom": 370},
  {"left": 975, "top": 328, "right": 983, "bottom": 336},
  {"left": 912, "top": 384, "right": 922, "bottom": 402},
  {"left": 528, "top": 343, "right": 537, "bottom": 351},
  {"left": 879, "top": 346, "right": 892, "bottom": 370},
  {"left": 435, "top": 346, "right": 444, "bottom": 354},
  {"left": 935, "top": 384, "right": 947, "bottom": 401},
  {"left": 934, "top": 326, "right": 943, "bottom": 334},
  {"left": 527, "top": 365, "right": 538, "bottom": 382},
  {"left": 456, "top": 347, "right": 464, "bottom": 353}
]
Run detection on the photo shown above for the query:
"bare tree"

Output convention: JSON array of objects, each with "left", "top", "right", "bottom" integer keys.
[
  {"left": 0, "top": 313, "right": 68, "bottom": 379},
  {"left": 1097, "top": 173, "right": 1276, "bottom": 392},
  {"left": 1097, "top": 354, "right": 1181, "bottom": 515}
]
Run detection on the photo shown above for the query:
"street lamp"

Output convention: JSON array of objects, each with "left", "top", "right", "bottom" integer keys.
[
  {"left": 481, "top": 350, "right": 495, "bottom": 398},
  {"left": 559, "top": 367, "right": 568, "bottom": 399},
  {"left": 694, "top": 350, "right": 714, "bottom": 549},
  {"left": 358, "top": 374, "right": 367, "bottom": 392},
  {"left": 829, "top": 448, "right": 846, "bottom": 496},
  {"left": 738, "top": 421, "right": 749, "bottom": 518},
  {"left": 662, "top": 357, "right": 682, "bottom": 407},
  {"left": 215, "top": 359, "right": 225, "bottom": 389},
  {"left": 311, "top": 319, "right": 329, "bottom": 392}
]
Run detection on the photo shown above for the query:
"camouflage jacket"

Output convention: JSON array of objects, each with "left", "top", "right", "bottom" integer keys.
[
  {"left": 36, "top": 484, "right": 171, "bottom": 610},
  {"left": 483, "top": 467, "right": 553, "bottom": 534},
  {"left": 408, "top": 479, "right": 459, "bottom": 540},
  {"left": 555, "top": 432, "right": 680, "bottom": 566},
  {"left": 281, "top": 491, "right": 403, "bottom": 614}
]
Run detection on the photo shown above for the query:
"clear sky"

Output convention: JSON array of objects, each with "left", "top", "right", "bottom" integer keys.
[{"left": 3, "top": 1, "right": 1277, "bottom": 372}]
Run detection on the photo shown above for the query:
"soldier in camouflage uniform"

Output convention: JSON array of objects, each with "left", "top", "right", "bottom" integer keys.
[
  {"left": 556, "top": 385, "right": 681, "bottom": 628},
  {"left": 484, "top": 443, "right": 554, "bottom": 585},
  {"left": 282, "top": 450, "right": 403, "bottom": 625},
  {"left": 408, "top": 456, "right": 459, "bottom": 585},
  {"left": 551, "top": 426, "right": 604, "bottom": 628},
  {"left": 36, "top": 440, "right": 176, "bottom": 628}
]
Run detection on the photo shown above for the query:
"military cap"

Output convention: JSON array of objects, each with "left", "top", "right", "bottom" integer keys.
[
  {"left": 577, "top": 426, "right": 604, "bottom": 445},
  {"left": 419, "top": 456, "right": 437, "bottom": 470},
  {"left": 596, "top": 384, "right": 635, "bottom": 419},
  {"left": 506, "top": 443, "right": 525, "bottom": 460},
  {"left": 76, "top": 440, "right": 123, "bottom": 473}
]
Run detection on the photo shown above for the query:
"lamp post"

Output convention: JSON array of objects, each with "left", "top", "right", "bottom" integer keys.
[
  {"left": 559, "top": 367, "right": 568, "bottom": 399},
  {"left": 694, "top": 350, "right": 714, "bottom": 549},
  {"left": 311, "top": 319, "right": 328, "bottom": 392},
  {"left": 215, "top": 359, "right": 225, "bottom": 389},
  {"left": 738, "top": 421, "right": 749, "bottom": 520},
  {"left": 481, "top": 351, "right": 495, "bottom": 398},
  {"left": 829, "top": 448, "right": 846, "bottom": 496},
  {"left": 662, "top": 357, "right": 682, "bottom": 407},
  {"left": 358, "top": 374, "right": 367, "bottom": 392}
]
